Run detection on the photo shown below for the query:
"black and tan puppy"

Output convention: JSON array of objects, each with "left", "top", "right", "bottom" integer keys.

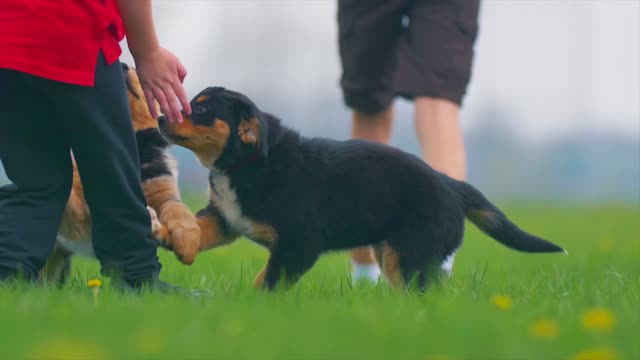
[
  {"left": 42, "top": 64, "right": 200, "bottom": 284},
  {"left": 157, "top": 86, "right": 565, "bottom": 291}
]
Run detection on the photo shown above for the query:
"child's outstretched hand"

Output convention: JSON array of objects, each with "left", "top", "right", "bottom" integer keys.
[{"left": 134, "top": 47, "right": 191, "bottom": 123}]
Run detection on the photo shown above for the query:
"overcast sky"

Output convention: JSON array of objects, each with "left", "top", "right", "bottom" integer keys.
[{"left": 119, "top": 0, "right": 640, "bottom": 144}]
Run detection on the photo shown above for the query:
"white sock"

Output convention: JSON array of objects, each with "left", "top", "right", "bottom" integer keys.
[
  {"left": 351, "top": 260, "right": 381, "bottom": 283},
  {"left": 440, "top": 252, "right": 456, "bottom": 277}
]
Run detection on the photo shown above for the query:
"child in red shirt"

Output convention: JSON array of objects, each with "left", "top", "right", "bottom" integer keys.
[{"left": 0, "top": 0, "right": 191, "bottom": 292}]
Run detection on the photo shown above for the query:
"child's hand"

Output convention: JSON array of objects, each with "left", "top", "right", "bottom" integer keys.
[{"left": 134, "top": 47, "right": 191, "bottom": 123}]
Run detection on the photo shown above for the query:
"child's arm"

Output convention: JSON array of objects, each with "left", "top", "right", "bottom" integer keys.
[{"left": 115, "top": 0, "right": 191, "bottom": 123}]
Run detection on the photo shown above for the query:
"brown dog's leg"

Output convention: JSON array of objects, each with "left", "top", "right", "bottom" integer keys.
[
  {"left": 41, "top": 244, "right": 72, "bottom": 285},
  {"left": 143, "top": 177, "right": 200, "bottom": 265},
  {"left": 158, "top": 201, "right": 200, "bottom": 265},
  {"left": 148, "top": 206, "right": 170, "bottom": 242}
]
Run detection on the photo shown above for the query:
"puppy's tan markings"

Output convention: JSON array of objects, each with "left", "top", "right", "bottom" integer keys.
[
  {"left": 238, "top": 117, "right": 260, "bottom": 144},
  {"left": 143, "top": 177, "right": 180, "bottom": 210},
  {"left": 197, "top": 212, "right": 237, "bottom": 251},
  {"left": 254, "top": 263, "right": 268, "bottom": 289},
  {"left": 248, "top": 221, "right": 278, "bottom": 249},
  {"left": 124, "top": 68, "right": 160, "bottom": 131},
  {"left": 468, "top": 209, "right": 500, "bottom": 230},
  {"left": 165, "top": 116, "right": 231, "bottom": 168},
  {"left": 57, "top": 160, "right": 93, "bottom": 255},
  {"left": 196, "top": 95, "right": 209, "bottom": 103},
  {"left": 187, "top": 119, "right": 230, "bottom": 167},
  {"left": 382, "top": 243, "right": 403, "bottom": 288}
]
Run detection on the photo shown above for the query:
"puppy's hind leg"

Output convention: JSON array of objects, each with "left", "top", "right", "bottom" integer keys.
[
  {"left": 261, "top": 248, "right": 319, "bottom": 291},
  {"left": 389, "top": 218, "right": 463, "bottom": 293}
]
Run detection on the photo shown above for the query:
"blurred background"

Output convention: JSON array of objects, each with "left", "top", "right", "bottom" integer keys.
[{"left": 1, "top": 0, "right": 639, "bottom": 204}]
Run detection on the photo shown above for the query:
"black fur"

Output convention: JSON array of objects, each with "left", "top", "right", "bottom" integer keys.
[
  {"left": 161, "top": 88, "right": 565, "bottom": 291},
  {"left": 136, "top": 128, "right": 173, "bottom": 182}
]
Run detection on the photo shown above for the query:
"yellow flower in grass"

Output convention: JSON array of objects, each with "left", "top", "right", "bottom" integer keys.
[
  {"left": 570, "top": 347, "right": 618, "bottom": 360},
  {"left": 87, "top": 279, "right": 102, "bottom": 307},
  {"left": 87, "top": 279, "right": 102, "bottom": 288},
  {"left": 581, "top": 308, "right": 616, "bottom": 332},
  {"left": 491, "top": 295, "right": 512, "bottom": 310},
  {"left": 529, "top": 319, "right": 559, "bottom": 340}
]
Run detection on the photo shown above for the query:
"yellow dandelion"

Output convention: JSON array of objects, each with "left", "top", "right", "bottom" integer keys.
[
  {"left": 87, "top": 279, "right": 102, "bottom": 308},
  {"left": 491, "top": 295, "right": 512, "bottom": 310},
  {"left": 570, "top": 347, "right": 618, "bottom": 360},
  {"left": 87, "top": 279, "right": 102, "bottom": 288},
  {"left": 581, "top": 308, "right": 616, "bottom": 332},
  {"left": 529, "top": 319, "right": 559, "bottom": 339}
]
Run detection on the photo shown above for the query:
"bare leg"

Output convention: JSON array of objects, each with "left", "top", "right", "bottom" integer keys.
[
  {"left": 349, "top": 106, "right": 394, "bottom": 281},
  {"left": 414, "top": 98, "right": 466, "bottom": 180},
  {"left": 351, "top": 106, "right": 394, "bottom": 144},
  {"left": 414, "top": 97, "right": 466, "bottom": 275}
]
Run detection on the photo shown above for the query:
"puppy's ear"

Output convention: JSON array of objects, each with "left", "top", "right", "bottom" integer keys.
[
  {"left": 237, "top": 118, "right": 258, "bottom": 145},
  {"left": 236, "top": 102, "right": 269, "bottom": 158}
]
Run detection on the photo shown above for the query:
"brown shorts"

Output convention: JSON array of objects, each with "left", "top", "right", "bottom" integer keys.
[{"left": 338, "top": 0, "right": 480, "bottom": 114}]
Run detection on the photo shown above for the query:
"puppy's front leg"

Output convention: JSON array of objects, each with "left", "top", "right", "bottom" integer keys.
[{"left": 196, "top": 205, "right": 237, "bottom": 251}]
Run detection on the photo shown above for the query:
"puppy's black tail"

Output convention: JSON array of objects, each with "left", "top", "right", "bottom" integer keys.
[{"left": 445, "top": 176, "right": 565, "bottom": 253}]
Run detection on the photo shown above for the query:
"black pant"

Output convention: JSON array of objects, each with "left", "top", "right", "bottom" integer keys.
[{"left": 0, "top": 52, "right": 161, "bottom": 282}]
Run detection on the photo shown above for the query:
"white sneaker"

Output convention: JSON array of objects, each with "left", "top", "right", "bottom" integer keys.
[{"left": 351, "top": 260, "right": 382, "bottom": 283}]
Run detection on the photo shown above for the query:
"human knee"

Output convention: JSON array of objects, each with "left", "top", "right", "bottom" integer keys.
[{"left": 343, "top": 84, "right": 394, "bottom": 118}]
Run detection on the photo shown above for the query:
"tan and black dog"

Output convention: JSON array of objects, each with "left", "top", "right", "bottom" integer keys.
[
  {"left": 42, "top": 64, "right": 200, "bottom": 284},
  {"left": 157, "top": 86, "right": 565, "bottom": 291}
]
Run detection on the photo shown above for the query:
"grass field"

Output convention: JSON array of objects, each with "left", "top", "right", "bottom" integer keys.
[{"left": 1, "top": 203, "right": 638, "bottom": 360}]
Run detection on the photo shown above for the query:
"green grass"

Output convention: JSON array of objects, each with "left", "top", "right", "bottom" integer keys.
[{"left": 1, "top": 204, "right": 638, "bottom": 359}]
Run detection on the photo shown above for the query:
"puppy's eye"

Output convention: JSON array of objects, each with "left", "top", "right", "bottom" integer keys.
[{"left": 193, "top": 104, "right": 206, "bottom": 114}]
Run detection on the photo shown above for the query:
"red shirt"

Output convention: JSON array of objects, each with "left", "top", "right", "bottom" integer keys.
[{"left": 0, "top": 0, "right": 125, "bottom": 87}]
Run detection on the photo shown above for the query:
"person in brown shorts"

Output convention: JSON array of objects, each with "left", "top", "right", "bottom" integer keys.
[{"left": 337, "top": 0, "right": 481, "bottom": 282}]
